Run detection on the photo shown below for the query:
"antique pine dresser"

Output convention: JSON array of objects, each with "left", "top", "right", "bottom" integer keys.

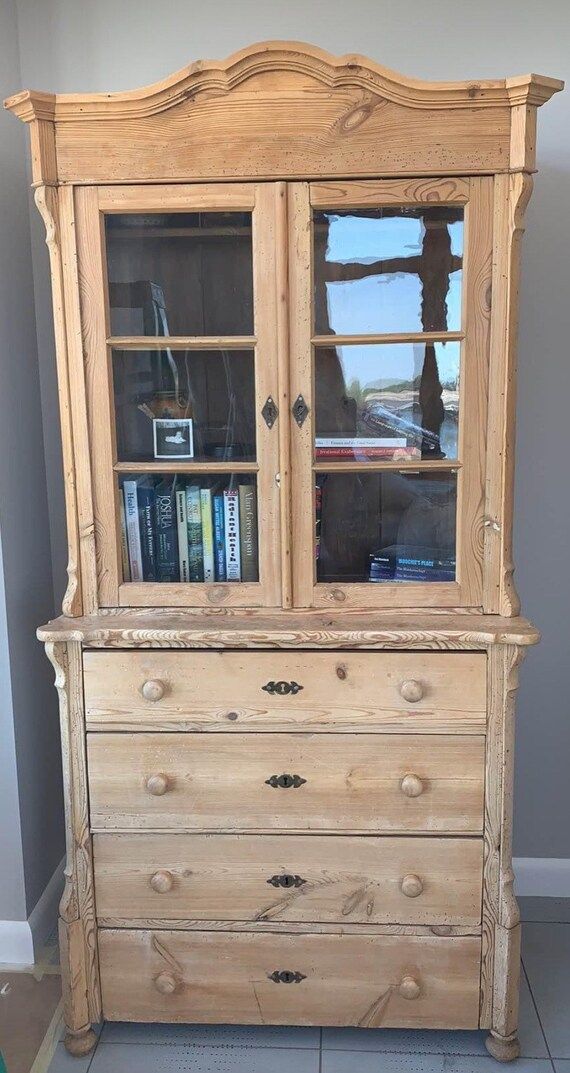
[{"left": 5, "top": 41, "right": 562, "bottom": 1062}]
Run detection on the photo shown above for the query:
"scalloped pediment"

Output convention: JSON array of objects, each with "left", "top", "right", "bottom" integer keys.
[{"left": 4, "top": 41, "right": 563, "bottom": 184}]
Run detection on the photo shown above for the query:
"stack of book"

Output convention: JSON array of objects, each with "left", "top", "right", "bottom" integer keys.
[
  {"left": 369, "top": 545, "right": 456, "bottom": 583},
  {"left": 121, "top": 477, "right": 258, "bottom": 584},
  {"left": 315, "top": 437, "right": 421, "bottom": 461}
]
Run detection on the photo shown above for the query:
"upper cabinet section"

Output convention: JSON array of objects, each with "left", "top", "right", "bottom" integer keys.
[{"left": 4, "top": 42, "right": 563, "bottom": 186}]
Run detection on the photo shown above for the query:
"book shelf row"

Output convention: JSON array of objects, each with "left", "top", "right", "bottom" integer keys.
[{"left": 119, "top": 474, "right": 258, "bottom": 584}]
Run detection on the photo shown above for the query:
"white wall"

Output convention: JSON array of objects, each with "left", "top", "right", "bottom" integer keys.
[{"left": 6, "top": 0, "right": 570, "bottom": 862}]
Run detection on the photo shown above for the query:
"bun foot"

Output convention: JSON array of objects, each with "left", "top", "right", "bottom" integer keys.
[
  {"left": 485, "top": 1031, "right": 521, "bottom": 1062},
  {"left": 64, "top": 1027, "right": 97, "bottom": 1057}
]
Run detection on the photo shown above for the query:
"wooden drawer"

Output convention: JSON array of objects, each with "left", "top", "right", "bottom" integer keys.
[
  {"left": 87, "top": 732, "right": 485, "bottom": 833},
  {"left": 98, "top": 929, "right": 481, "bottom": 1028},
  {"left": 93, "top": 833, "right": 484, "bottom": 927},
  {"left": 83, "top": 650, "right": 486, "bottom": 732}
]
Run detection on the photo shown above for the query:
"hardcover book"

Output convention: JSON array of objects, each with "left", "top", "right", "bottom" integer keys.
[
  {"left": 137, "top": 481, "right": 157, "bottom": 582},
  {"left": 123, "top": 479, "right": 143, "bottom": 582},
  {"left": 238, "top": 483, "right": 258, "bottom": 582},
  {"left": 213, "top": 493, "right": 226, "bottom": 581},
  {"left": 154, "top": 478, "right": 179, "bottom": 583},
  {"left": 175, "top": 488, "right": 190, "bottom": 582},
  {"left": 200, "top": 487, "right": 215, "bottom": 582},
  {"left": 223, "top": 488, "right": 241, "bottom": 581},
  {"left": 119, "top": 496, "right": 130, "bottom": 582},
  {"left": 186, "top": 484, "right": 204, "bottom": 582}
]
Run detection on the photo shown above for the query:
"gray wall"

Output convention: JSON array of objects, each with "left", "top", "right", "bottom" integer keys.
[
  {"left": 6, "top": 0, "right": 570, "bottom": 862},
  {"left": 0, "top": 0, "right": 64, "bottom": 922}
]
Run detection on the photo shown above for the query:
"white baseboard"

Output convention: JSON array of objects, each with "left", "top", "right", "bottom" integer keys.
[
  {"left": 28, "top": 855, "right": 65, "bottom": 954},
  {"left": 0, "top": 920, "right": 34, "bottom": 966},
  {"left": 514, "top": 856, "right": 570, "bottom": 897}
]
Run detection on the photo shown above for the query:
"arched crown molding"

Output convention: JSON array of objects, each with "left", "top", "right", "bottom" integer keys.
[{"left": 4, "top": 40, "right": 563, "bottom": 123}]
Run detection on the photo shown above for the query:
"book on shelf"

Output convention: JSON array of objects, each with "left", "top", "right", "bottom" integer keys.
[
  {"left": 186, "top": 484, "right": 204, "bottom": 582},
  {"left": 175, "top": 488, "right": 190, "bottom": 582},
  {"left": 119, "top": 496, "right": 130, "bottom": 582},
  {"left": 316, "top": 437, "right": 406, "bottom": 448},
  {"left": 123, "top": 479, "right": 143, "bottom": 581},
  {"left": 213, "top": 493, "right": 226, "bottom": 581},
  {"left": 223, "top": 488, "right": 241, "bottom": 581},
  {"left": 154, "top": 478, "right": 178, "bottom": 582},
  {"left": 138, "top": 481, "right": 157, "bottom": 581},
  {"left": 200, "top": 488, "right": 215, "bottom": 582},
  {"left": 315, "top": 479, "right": 323, "bottom": 561},
  {"left": 315, "top": 437, "right": 420, "bottom": 460},
  {"left": 239, "top": 483, "right": 259, "bottom": 582},
  {"left": 369, "top": 545, "right": 456, "bottom": 583}
]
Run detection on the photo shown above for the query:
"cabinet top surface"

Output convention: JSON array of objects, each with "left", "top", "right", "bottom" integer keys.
[{"left": 37, "top": 609, "right": 539, "bottom": 649}]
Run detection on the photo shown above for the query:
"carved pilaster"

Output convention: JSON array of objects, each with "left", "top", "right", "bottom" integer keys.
[
  {"left": 484, "top": 172, "right": 533, "bottom": 616},
  {"left": 35, "top": 186, "right": 82, "bottom": 616},
  {"left": 45, "top": 641, "right": 99, "bottom": 1053}
]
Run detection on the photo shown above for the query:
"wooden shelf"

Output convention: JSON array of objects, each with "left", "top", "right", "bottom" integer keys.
[
  {"left": 108, "top": 336, "right": 256, "bottom": 350},
  {"left": 108, "top": 226, "right": 252, "bottom": 239},
  {"left": 313, "top": 459, "right": 461, "bottom": 473},
  {"left": 311, "top": 332, "right": 464, "bottom": 347},
  {"left": 114, "top": 461, "right": 258, "bottom": 474}
]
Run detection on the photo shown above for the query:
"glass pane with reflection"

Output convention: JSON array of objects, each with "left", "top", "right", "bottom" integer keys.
[
  {"left": 112, "top": 349, "right": 256, "bottom": 463},
  {"left": 315, "top": 341, "right": 460, "bottom": 462},
  {"left": 105, "top": 212, "right": 253, "bottom": 337},
  {"left": 313, "top": 207, "right": 463, "bottom": 335},
  {"left": 316, "top": 471, "right": 456, "bottom": 583}
]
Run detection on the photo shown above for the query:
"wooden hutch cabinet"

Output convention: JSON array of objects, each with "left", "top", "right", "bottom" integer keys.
[{"left": 6, "top": 41, "right": 562, "bottom": 1061}]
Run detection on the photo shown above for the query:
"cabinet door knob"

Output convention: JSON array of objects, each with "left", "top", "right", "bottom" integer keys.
[
  {"left": 400, "top": 773, "right": 424, "bottom": 798},
  {"left": 400, "top": 873, "right": 424, "bottom": 898},
  {"left": 142, "top": 679, "right": 166, "bottom": 702},
  {"left": 150, "top": 870, "right": 174, "bottom": 893},
  {"left": 146, "top": 773, "right": 169, "bottom": 796},
  {"left": 399, "top": 679, "right": 424, "bottom": 703},
  {"left": 154, "top": 971, "right": 178, "bottom": 995},
  {"left": 398, "top": 975, "right": 421, "bottom": 1000}
]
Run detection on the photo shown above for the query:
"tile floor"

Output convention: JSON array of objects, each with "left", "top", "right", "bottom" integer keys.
[{"left": 45, "top": 899, "right": 570, "bottom": 1073}]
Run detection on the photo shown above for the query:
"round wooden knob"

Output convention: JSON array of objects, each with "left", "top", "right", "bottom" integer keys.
[
  {"left": 399, "top": 679, "right": 424, "bottom": 703},
  {"left": 400, "top": 773, "right": 424, "bottom": 798},
  {"left": 400, "top": 873, "right": 424, "bottom": 898},
  {"left": 154, "top": 971, "right": 178, "bottom": 995},
  {"left": 398, "top": 975, "right": 421, "bottom": 1000},
  {"left": 150, "top": 870, "right": 174, "bottom": 894},
  {"left": 145, "top": 773, "right": 169, "bottom": 796},
  {"left": 142, "top": 679, "right": 166, "bottom": 702}
]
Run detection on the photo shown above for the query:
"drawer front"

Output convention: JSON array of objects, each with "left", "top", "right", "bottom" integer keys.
[
  {"left": 83, "top": 650, "right": 486, "bottom": 731},
  {"left": 93, "top": 833, "right": 484, "bottom": 927},
  {"left": 98, "top": 929, "right": 481, "bottom": 1028},
  {"left": 87, "top": 732, "right": 485, "bottom": 833}
]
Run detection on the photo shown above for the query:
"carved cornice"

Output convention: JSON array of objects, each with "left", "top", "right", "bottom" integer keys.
[{"left": 4, "top": 41, "right": 563, "bottom": 124}]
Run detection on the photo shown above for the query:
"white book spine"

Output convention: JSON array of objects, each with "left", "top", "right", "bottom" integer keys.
[
  {"left": 176, "top": 489, "right": 190, "bottom": 582},
  {"left": 223, "top": 489, "right": 241, "bottom": 581},
  {"left": 123, "top": 480, "right": 143, "bottom": 582},
  {"left": 315, "top": 436, "right": 406, "bottom": 448},
  {"left": 200, "top": 488, "right": 215, "bottom": 581}
]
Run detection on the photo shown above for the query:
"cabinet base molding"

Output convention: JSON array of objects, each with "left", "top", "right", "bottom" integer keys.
[{"left": 485, "top": 1031, "right": 521, "bottom": 1063}]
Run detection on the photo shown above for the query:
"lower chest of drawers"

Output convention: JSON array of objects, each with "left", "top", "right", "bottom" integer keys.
[{"left": 84, "top": 647, "right": 488, "bottom": 1029}]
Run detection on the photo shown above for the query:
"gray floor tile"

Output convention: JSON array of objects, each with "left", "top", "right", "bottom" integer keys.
[
  {"left": 90, "top": 1043, "right": 319, "bottom": 1072},
  {"left": 47, "top": 1042, "right": 95, "bottom": 1073},
  {"left": 322, "top": 1053, "right": 554, "bottom": 1072},
  {"left": 523, "top": 922, "right": 570, "bottom": 1058},
  {"left": 322, "top": 967, "right": 547, "bottom": 1057},
  {"left": 100, "top": 1022, "right": 320, "bottom": 1049},
  {"left": 553, "top": 1063, "right": 570, "bottom": 1071},
  {"left": 520, "top": 898, "right": 570, "bottom": 923}
]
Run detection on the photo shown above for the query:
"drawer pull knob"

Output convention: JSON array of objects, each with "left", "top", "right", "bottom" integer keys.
[
  {"left": 154, "top": 971, "right": 178, "bottom": 995},
  {"left": 269, "top": 970, "right": 306, "bottom": 984},
  {"left": 267, "top": 874, "right": 307, "bottom": 889},
  {"left": 400, "top": 773, "right": 424, "bottom": 798},
  {"left": 146, "top": 773, "right": 170, "bottom": 796},
  {"left": 150, "top": 870, "right": 174, "bottom": 894},
  {"left": 399, "top": 679, "right": 424, "bottom": 703},
  {"left": 398, "top": 975, "right": 421, "bottom": 1000},
  {"left": 141, "top": 679, "right": 166, "bottom": 702},
  {"left": 400, "top": 873, "right": 424, "bottom": 898},
  {"left": 266, "top": 773, "right": 306, "bottom": 789},
  {"left": 262, "top": 680, "right": 303, "bottom": 696}
]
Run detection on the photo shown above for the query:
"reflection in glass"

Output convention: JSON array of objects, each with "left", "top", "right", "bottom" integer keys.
[
  {"left": 313, "top": 207, "right": 463, "bottom": 335},
  {"left": 119, "top": 473, "right": 258, "bottom": 584},
  {"left": 316, "top": 471, "right": 456, "bottom": 583},
  {"left": 105, "top": 213, "right": 253, "bottom": 336},
  {"left": 112, "top": 350, "right": 255, "bottom": 463},
  {"left": 315, "top": 342, "right": 460, "bottom": 461}
]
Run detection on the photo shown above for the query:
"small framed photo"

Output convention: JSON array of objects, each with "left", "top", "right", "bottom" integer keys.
[{"left": 153, "top": 418, "right": 194, "bottom": 459}]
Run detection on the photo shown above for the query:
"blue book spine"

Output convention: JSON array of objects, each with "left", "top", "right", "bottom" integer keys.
[
  {"left": 138, "top": 483, "right": 157, "bottom": 581},
  {"left": 213, "top": 494, "right": 226, "bottom": 581},
  {"left": 154, "top": 479, "right": 179, "bottom": 583}
]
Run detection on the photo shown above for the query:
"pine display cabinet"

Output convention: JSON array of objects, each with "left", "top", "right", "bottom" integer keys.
[{"left": 5, "top": 41, "right": 563, "bottom": 1061}]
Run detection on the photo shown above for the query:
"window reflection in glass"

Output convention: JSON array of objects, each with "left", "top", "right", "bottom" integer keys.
[
  {"left": 105, "top": 212, "right": 253, "bottom": 337},
  {"left": 313, "top": 207, "right": 463, "bottom": 335},
  {"left": 315, "top": 342, "right": 460, "bottom": 461},
  {"left": 316, "top": 471, "right": 457, "bottom": 583}
]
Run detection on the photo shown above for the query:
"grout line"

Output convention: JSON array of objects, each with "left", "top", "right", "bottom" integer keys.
[
  {"left": 318, "top": 1027, "right": 323, "bottom": 1072},
  {"left": 522, "top": 957, "right": 556, "bottom": 1070}
]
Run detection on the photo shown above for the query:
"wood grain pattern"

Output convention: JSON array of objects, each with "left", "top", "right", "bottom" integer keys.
[
  {"left": 93, "top": 833, "right": 483, "bottom": 927},
  {"left": 45, "top": 642, "right": 101, "bottom": 1035},
  {"left": 87, "top": 731, "right": 485, "bottom": 833},
  {"left": 96, "top": 918, "right": 480, "bottom": 936},
  {"left": 98, "top": 928, "right": 481, "bottom": 1028},
  {"left": 83, "top": 649, "right": 486, "bottom": 732}
]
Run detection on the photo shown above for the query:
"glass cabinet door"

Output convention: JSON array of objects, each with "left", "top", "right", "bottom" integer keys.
[
  {"left": 75, "top": 183, "right": 282, "bottom": 607},
  {"left": 289, "top": 179, "right": 491, "bottom": 609}
]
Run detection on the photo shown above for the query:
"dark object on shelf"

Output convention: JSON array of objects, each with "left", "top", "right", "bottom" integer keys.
[{"left": 370, "top": 544, "right": 456, "bottom": 583}]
